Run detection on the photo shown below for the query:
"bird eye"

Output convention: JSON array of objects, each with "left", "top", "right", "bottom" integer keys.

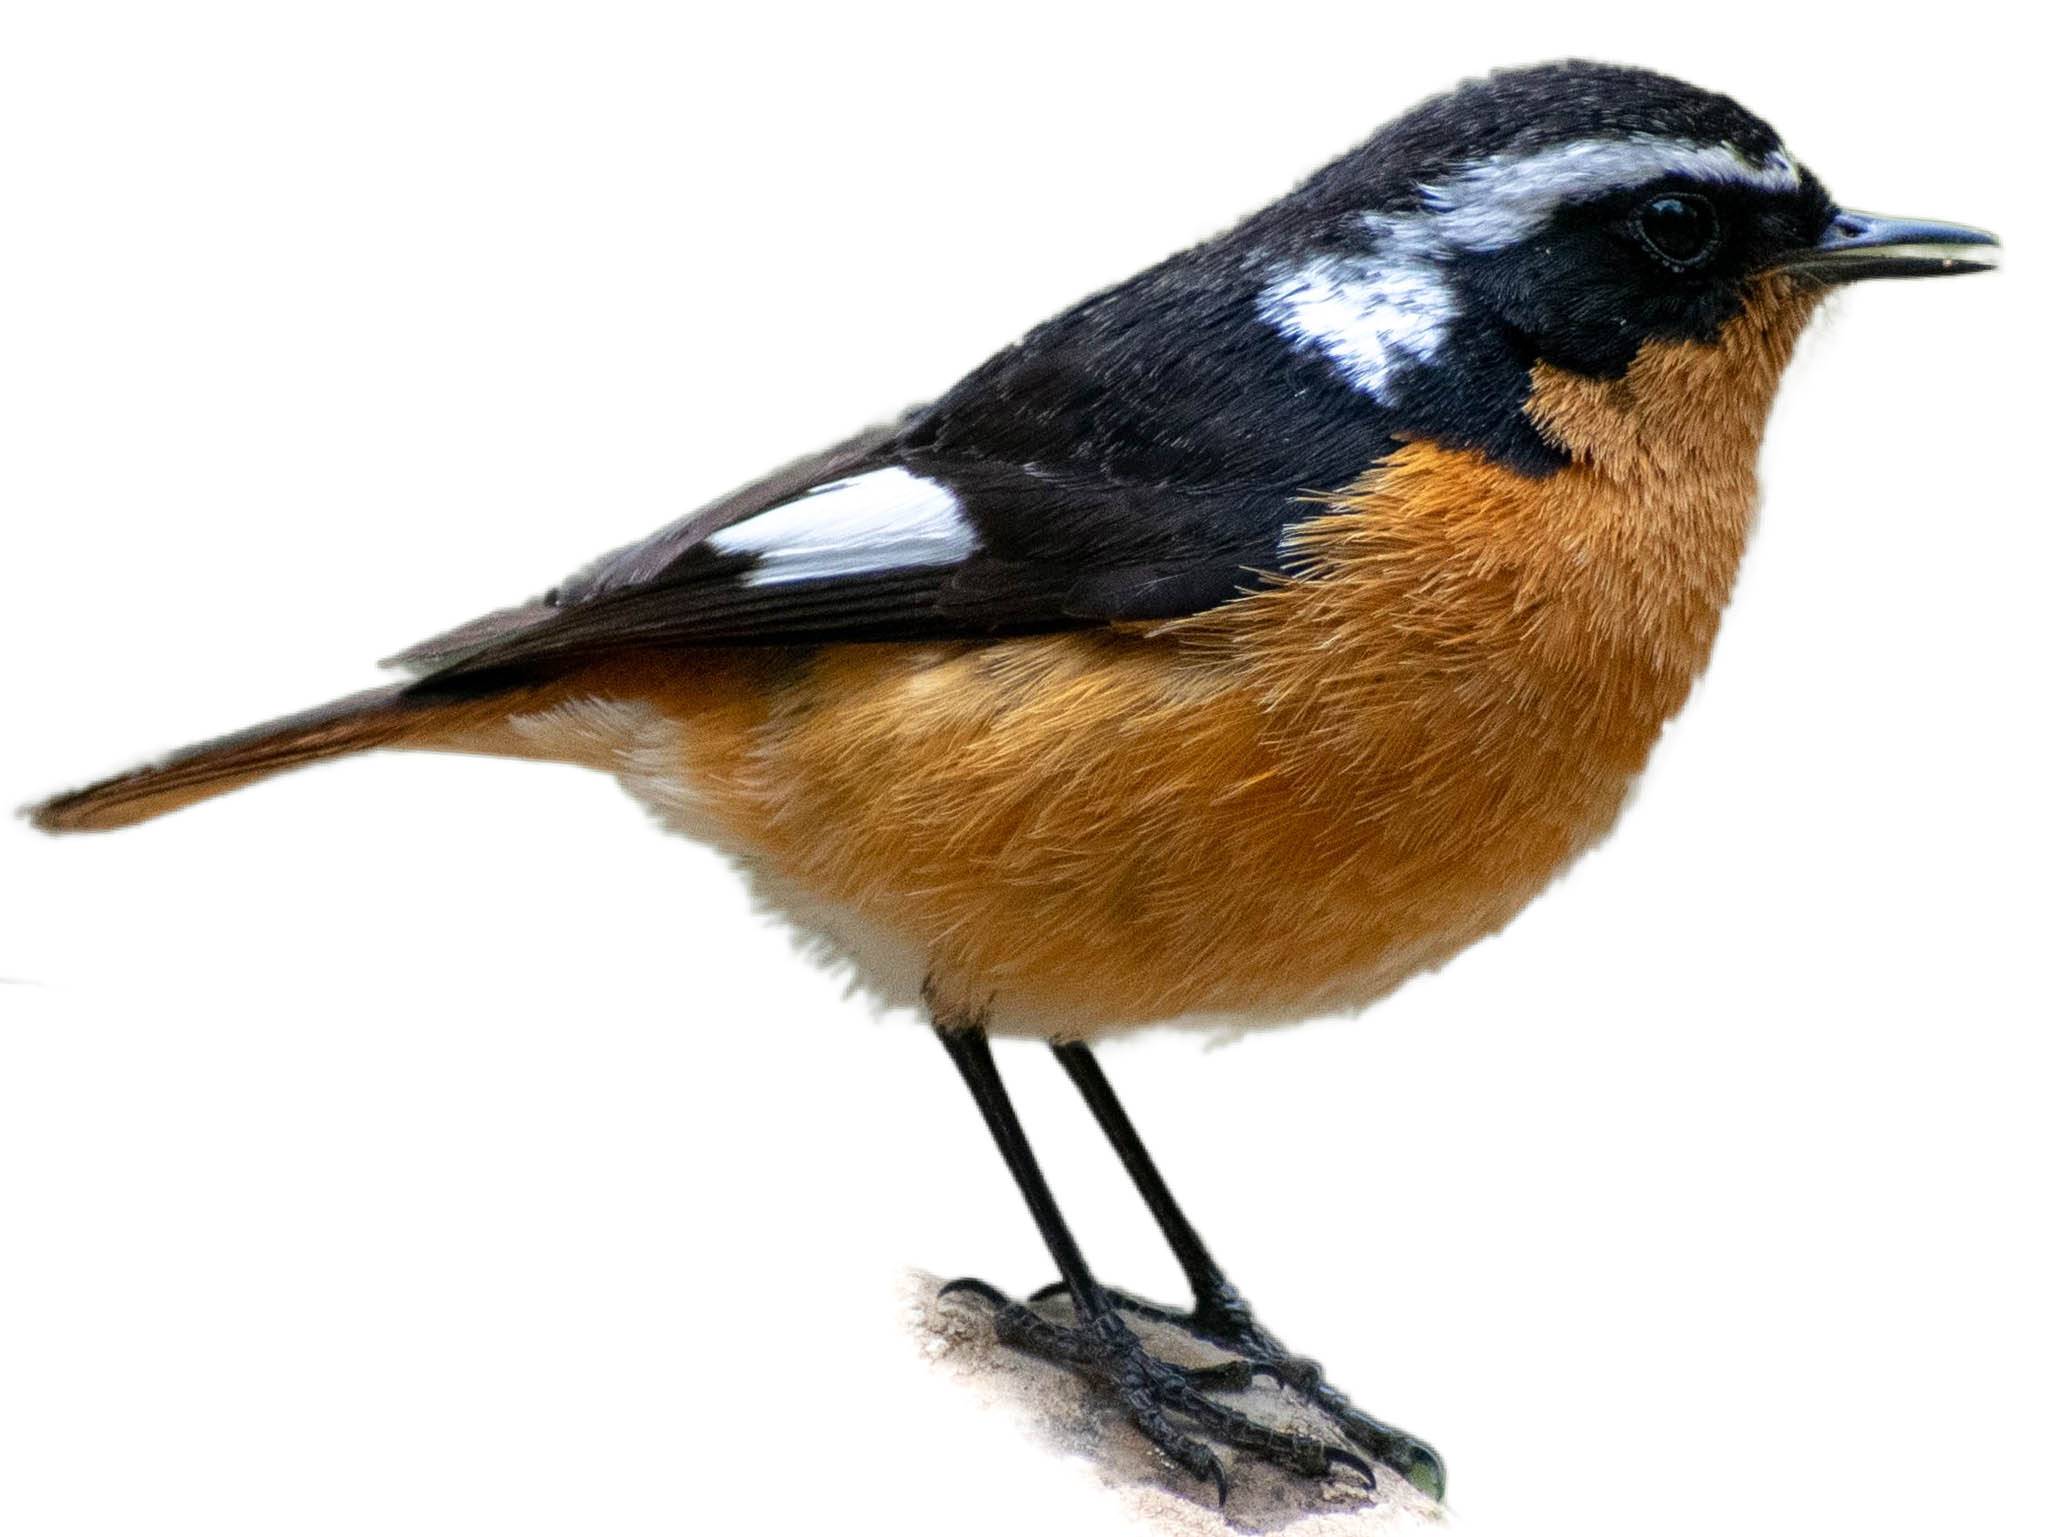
[{"left": 1634, "top": 193, "right": 1720, "bottom": 268}]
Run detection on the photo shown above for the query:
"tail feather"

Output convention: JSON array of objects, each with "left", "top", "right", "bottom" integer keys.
[{"left": 26, "top": 685, "right": 471, "bottom": 834}]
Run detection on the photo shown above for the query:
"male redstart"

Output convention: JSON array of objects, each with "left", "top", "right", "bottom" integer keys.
[{"left": 29, "top": 60, "right": 2000, "bottom": 1504}]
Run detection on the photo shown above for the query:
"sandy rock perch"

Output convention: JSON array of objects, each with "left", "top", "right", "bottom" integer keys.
[{"left": 906, "top": 1271, "right": 1450, "bottom": 1535}]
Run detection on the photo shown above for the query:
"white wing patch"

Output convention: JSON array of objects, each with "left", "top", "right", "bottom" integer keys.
[
  {"left": 1260, "top": 135, "right": 1802, "bottom": 405},
  {"left": 707, "top": 466, "right": 975, "bottom": 587}
]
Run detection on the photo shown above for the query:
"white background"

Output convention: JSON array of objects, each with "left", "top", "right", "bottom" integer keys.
[{"left": 2, "top": 6, "right": 2040, "bottom": 1535}]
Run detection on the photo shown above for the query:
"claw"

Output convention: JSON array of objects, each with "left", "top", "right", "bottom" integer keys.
[
  {"left": 1323, "top": 1443, "right": 1378, "bottom": 1489},
  {"left": 1385, "top": 1439, "right": 1447, "bottom": 1502},
  {"left": 937, "top": 1276, "right": 1013, "bottom": 1309},
  {"left": 1207, "top": 1455, "right": 1231, "bottom": 1508},
  {"left": 1318, "top": 1391, "right": 1448, "bottom": 1500}
]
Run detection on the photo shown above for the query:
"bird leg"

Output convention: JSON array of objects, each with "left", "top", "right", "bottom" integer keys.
[
  {"left": 932, "top": 1019, "right": 1377, "bottom": 1506},
  {"left": 1031, "top": 1039, "right": 1448, "bottom": 1501}
]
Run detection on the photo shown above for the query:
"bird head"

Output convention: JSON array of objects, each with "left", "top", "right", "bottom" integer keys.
[{"left": 1247, "top": 61, "right": 1999, "bottom": 470}]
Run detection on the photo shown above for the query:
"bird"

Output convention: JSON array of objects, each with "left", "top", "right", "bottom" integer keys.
[{"left": 27, "top": 59, "right": 1999, "bottom": 1506}]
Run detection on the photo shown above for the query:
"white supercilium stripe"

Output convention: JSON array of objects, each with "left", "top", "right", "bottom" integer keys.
[
  {"left": 707, "top": 465, "right": 975, "bottom": 587},
  {"left": 1409, "top": 138, "right": 1801, "bottom": 254}
]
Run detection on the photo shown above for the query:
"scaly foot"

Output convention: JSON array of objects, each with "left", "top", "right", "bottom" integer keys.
[
  {"left": 940, "top": 1276, "right": 1378, "bottom": 1506},
  {"left": 1026, "top": 1276, "right": 1446, "bottom": 1500}
]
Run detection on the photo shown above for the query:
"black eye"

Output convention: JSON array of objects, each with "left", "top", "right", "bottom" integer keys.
[{"left": 1634, "top": 193, "right": 1720, "bottom": 268}]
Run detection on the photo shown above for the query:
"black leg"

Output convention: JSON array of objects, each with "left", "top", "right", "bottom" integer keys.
[
  {"left": 1046, "top": 1039, "right": 1448, "bottom": 1501},
  {"left": 1052, "top": 1040, "right": 1234, "bottom": 1326},
  {"left": 936, "top": 1021, "right": 1113, "bottom": 1317},
  {"left": 932, "top": 1017, "right": 1377, "bottom": 1505}
]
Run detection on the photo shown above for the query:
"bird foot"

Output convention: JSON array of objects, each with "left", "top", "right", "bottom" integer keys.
[
  {"left": 1023, "top": 1276, "right": 1446, "bottom": 1501},
  {"left": 939, "top": 1276, "right": 1381, "bottom": 1507}
]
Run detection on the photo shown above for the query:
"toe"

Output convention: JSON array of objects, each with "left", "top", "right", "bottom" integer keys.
[{"left": 1177, "top": 1359, "right": 1282, "bottom": 1392}]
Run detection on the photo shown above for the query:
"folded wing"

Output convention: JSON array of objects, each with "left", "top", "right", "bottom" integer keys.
[{"left": 394, "top": 249, "right": 1412, "bottom": 693}]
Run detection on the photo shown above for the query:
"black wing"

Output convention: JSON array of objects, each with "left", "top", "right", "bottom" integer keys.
[{"left": 396, "top": 244, "right": 1420, "bottom": 693}]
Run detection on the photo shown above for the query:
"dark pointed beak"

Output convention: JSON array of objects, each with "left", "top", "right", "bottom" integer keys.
[{"left": 1779, "top": 209, "right": 2002, "bottom": 282}]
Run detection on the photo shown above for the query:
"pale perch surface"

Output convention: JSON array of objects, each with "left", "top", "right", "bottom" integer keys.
[{"left": 905, "top": 1271, "right": 1450, "bottom": 1535}]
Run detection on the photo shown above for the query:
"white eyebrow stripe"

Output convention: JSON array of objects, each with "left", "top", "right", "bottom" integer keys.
[
  {"left": 1402, "top": 137, "right": 1802, "bottom": 255},
  {"left": 707, "top": 466, "right": 976, "bottom": 587}
]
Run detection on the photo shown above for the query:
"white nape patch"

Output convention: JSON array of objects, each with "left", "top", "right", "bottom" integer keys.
[
  {"left": 707, "top": 466, "right": 974, "bottom": 587},
  {"left": 1260, "top": 136, "right": 1801, "bottom": 404},
  {"left": 1258, "top": 258, "right": 1457, "bottom": 402}
]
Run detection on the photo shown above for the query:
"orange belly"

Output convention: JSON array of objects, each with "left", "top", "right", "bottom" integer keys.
[
  {"left": 509, "top": 585, "right": 1654, "bottom": 1034},
  {"left": 690, "top": 627, "right": 1649, "bottom": 1035}
]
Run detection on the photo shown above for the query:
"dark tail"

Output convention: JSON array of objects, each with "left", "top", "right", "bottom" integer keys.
[{"left": 26, "top": 684, "right": 472, "bottom": 834}]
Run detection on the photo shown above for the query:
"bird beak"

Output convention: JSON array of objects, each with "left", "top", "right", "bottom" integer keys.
[{"left": 1779, "top": 209, "right": 2002, "bottom": 282}]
